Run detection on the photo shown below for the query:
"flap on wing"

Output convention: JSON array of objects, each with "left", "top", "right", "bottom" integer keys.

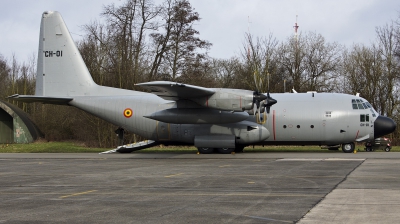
[
  {"left": 8, "top": 94, "right": 73, "bottom": 105},
  {"left": 136, "top": 81, "right": 215, "bottom": 100}
]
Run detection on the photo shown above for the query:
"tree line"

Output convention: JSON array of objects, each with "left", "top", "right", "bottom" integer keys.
[{"left": 1, "top": 0, "right": 400, "bottom": 147}]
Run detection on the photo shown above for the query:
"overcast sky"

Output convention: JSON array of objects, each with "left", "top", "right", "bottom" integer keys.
[{"left": 1, "top": 0, "right": 399, "bottom": 63}]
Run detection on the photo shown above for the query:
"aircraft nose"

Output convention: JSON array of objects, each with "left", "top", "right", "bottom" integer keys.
[{"left": 374, "top": 115, "right": 396, "bottom": 138}]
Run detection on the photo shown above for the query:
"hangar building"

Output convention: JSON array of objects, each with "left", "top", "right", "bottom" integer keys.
[{"left": 0, "top": 100, "right": 43, "bottom": 144}]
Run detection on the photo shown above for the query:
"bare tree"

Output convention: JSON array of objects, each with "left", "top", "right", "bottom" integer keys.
[
  {"left": 342, "top": 44, "right": 381, "bottom": 104},
  {"left": 82, "top": 0, "right": 159, "bottom": 88},
  {"left": 278, "top": 32, "right": 343, "bottom": 92},
  {"left": 148, "top": 0, "right": 174, "bottom": 81},
  {"left": 80, "top": 23, "right": 110, "bottom": 86},
  {"left": 240, "top": 33, "right": 280, "bottom": 92},
  {"left": 149, "top": 0, "right": 211, "bottom": 81},
  {"left": 211, "top": 57, "right": 241, "bottom": 88},
  {"left": 133, "top": 0, "right": 160, "bottom": 83},
  {"left": 0, "top": 54, "right": 10, "bottom": 98},
  {"left": 277, "top": 33, "right": 305, "bottom": 92},
  {"left": 375, "top": 22, "right": 400, "bottom": 118}
]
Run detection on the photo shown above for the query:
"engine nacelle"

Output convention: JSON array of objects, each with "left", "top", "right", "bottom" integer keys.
[{"left": 191, "top": 89, "right": 254, "bottom": 112}]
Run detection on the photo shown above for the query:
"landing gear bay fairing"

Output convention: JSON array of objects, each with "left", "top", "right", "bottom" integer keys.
[{"left": 9, "top": 12, "right": 396, "bottom": 154}]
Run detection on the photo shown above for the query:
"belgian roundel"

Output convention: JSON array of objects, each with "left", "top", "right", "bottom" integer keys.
[{"left": 123, "top": 108, "right": 133, "bottom": 118}]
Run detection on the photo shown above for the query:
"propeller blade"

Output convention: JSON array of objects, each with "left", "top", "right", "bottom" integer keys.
[
  {"left": 253, "top": 92, "right": 267, "bottom": 102},
  {"left": 264, "top": 92, "right": 277, "bottom": 114}
]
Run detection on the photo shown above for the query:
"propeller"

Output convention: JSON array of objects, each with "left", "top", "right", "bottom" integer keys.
[
  {"left": 253, "top": 91, "right": 267, "bottom": 117},
  {"left": 263, "top": 92, "right": 277, "bottom": 114},
  {"left": 252, "top": 70, "right": 277, "bottom": 118}
]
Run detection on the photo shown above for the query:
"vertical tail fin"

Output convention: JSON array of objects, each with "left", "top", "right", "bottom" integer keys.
[{"left": 36, "top": 11, "right": 96, "bottom": 97}]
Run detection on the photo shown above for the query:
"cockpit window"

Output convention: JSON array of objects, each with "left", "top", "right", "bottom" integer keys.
[
  {"left": 353, "top": 99, "right": 378, "bottom": 117},
  {"left": 352, "top": 99, "right": 369, "bottom": 110},
  {"left": 362, "top": 103, "right": 367, "bottom": 108},
  {"left": 352, "top": 100, "right": 358, "bottom": 109},
  {"left": 370, "top": 109, "right": 376, "bottom": 117}
]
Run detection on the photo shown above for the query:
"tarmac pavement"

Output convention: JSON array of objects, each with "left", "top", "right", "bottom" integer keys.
[{"left": 0, "top": 152, "right": 399, "bottom": 223}]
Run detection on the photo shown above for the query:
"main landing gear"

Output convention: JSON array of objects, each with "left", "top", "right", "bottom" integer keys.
[{"left": 197, "top": 146, "right": 245, "bottom": 154}]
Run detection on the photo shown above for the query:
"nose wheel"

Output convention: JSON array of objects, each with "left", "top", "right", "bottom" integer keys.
[{"left": 342, "top": 142, "right": 355, "bottom": 153}]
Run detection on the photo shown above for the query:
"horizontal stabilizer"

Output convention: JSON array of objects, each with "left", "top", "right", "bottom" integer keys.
[
  {"left": 7, "top": 94, "right": 72, "bottom": 105},
  {"left": 100, "top": 140, "right": 158, "bottom": 154}
]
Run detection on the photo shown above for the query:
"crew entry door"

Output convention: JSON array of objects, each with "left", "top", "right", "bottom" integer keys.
[{"left": 157, "top": 121, "right": 170, "bottom": 140}]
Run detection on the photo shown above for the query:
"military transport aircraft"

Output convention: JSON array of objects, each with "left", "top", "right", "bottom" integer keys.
[{"left": 8, "top": 11, "right": 396, "bottom": 154}]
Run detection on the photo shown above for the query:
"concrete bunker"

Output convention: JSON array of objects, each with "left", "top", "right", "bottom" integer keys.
[{"left": 0, "top": 100, "right": 43, "bottom": 143}]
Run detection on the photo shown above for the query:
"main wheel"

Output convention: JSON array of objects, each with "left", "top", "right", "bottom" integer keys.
[
  {"left": 197, "top": 147, "right": 214, "bottom": 154},
  {"left": 217, "top": 148, "right": 234, "bottom": 154},
  {"left": 384, "top": 147, "right": 391, "bottom": 152},
  {"left": 342, "top": 143, "right": 355, "bottom": 153},
  {"left": 366, "top": 147, "right": 372, "bottom": 152}
]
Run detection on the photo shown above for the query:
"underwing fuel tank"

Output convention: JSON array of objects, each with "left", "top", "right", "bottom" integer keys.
[{"left": 145, "top": 108, "right": 249, "bottom": 124}]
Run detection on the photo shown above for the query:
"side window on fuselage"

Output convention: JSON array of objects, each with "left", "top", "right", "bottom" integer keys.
[{"left": 360, "top": 114, "right": 370, "bottom": 122}]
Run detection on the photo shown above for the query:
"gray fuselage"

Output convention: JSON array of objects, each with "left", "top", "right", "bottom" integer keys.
[{"left": 69, "top": 90, "right": 377, "bottom": 147}]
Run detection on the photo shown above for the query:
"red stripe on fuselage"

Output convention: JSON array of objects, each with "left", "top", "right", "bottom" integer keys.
[{"left": 273, "top": 110, "right": 276, "bottom": 140}]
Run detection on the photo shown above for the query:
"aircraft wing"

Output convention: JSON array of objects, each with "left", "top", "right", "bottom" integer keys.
[{"left": 136, "top": 81, "right": 215, "bottom": 100}]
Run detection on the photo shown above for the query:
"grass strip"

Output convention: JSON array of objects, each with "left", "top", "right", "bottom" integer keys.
[{"left": 1, "top": 142, "right": 399, "bottom": 153}]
